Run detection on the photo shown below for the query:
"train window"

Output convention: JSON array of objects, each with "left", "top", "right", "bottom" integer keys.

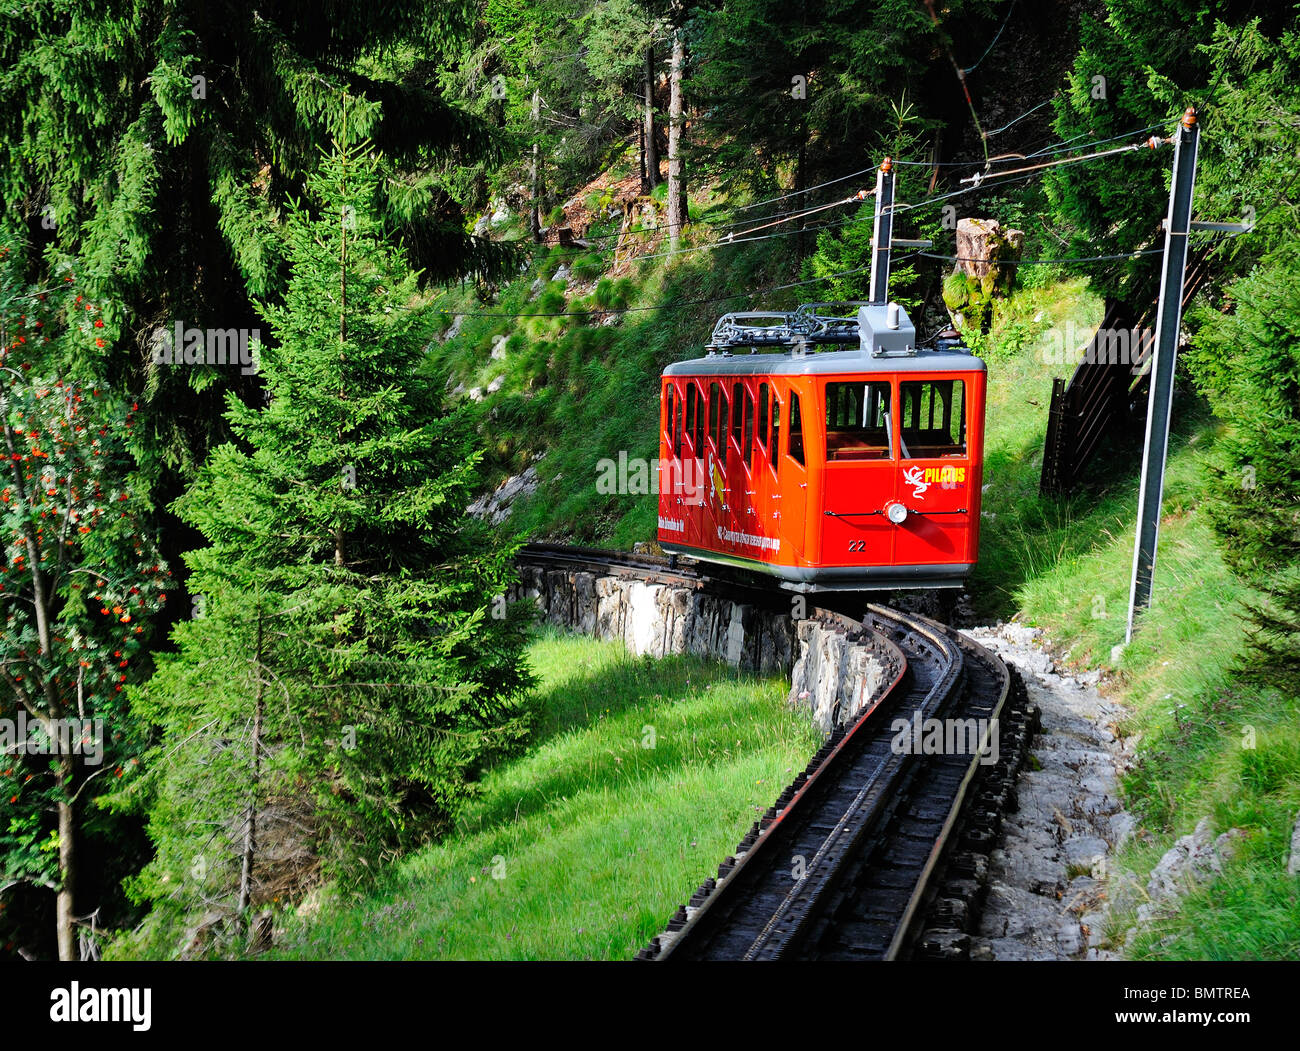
[
  {"left": 899, "top": 380, "right": 966, "bottom": 458},
  {"left": 731, "top": 382, "right": 743, "bottom": 449},
  {"left": 743, "top": 388, "right": 754, "bottom": 468},
  {"left": 664, "top": 384, "right": 674, "bottom": 439},
  {"left": 788, "top": 392, "right": 805, "bottom": 466},
  {"left": 684, "top": 383, "right": 696, "bottom": 452},
  {"left": 708, "top": 382, "right": 719, "bottom": 450},
  {"left": 672, "top": 384, "right": 683, "bottom": 459},
  {"left": 758, "top": 383, "right": 770, "bottom": 452},
  {"left": 691, "top": 382, "right": 705, "bottom": 451},
  {"left": 825, "top": 381, "right": 893, "bottom": 461},
  {"left": 717, "top": 379, "right": 728, "bottom": 457},
  {"left": 769, "top": 392, "right": 780, "bottom": 477}
]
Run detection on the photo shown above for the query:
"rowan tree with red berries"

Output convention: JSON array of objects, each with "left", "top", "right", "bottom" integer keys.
[{"left": 0, "top": 241, "right": 170, "bottom": 960}]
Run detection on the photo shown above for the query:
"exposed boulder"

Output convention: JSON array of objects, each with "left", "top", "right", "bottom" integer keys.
[
  {"left": 1134, "top": 818, "right": 1247, "bottom": 923},
  {"left": 1288, "top": 811, "right": 1300, "bottom": 876},
  {"left": 943, "top": 218, "right": 1025, "bottom": 335},
  {"left": 466, "top": 465, "right": 540, "bottom": 525}
]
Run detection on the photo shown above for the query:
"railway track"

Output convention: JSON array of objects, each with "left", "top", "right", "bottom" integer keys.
[{"left": 515, "top": 543, "right": 1032, "bottom": 961}]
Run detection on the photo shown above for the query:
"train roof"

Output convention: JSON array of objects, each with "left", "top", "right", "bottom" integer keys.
[
  {"left": 663, "top": 344, "right": 984, "bottom": 378},
  {"left": 663, "top": 302, "right": 985, "bottom": 378}
]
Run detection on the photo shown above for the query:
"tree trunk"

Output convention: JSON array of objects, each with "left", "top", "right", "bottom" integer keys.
[
  {"left": 638, "top": 120, "right": 646, "bottom": 192},
  {"left": 530, "top": 88, "right": 542, "bottom": 243},
  {"left": 667, "top": 22, "right": 687, "bottom": 253},
  {"left": 56, "top": 757, "right": 76, "bottom": 961},
  {"left": 237, "top": 612, "right": 265, "bottom": 928},
  {"left": 642, "top": 46, "right": 660, "bottom": 193}
]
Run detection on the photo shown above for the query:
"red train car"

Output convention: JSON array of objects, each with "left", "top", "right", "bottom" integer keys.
[{"left": 657, "top": 302, "right": 985, "bottom": 590}]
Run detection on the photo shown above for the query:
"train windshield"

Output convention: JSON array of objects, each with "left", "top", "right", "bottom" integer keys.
[
  {"left": 825, "top": 381, "right": 893, "bottom": 460},
  {"left": 899, "top": 380, "right": 966, "bottom": 458}
]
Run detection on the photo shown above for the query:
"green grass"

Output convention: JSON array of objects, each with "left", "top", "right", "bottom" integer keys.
[
  {"left": 424, "top": 204, "right": 800, "bottom": 548},
  {"left": 1125, "top": 872, "right": 1300, "bottom": 960},
  {"left": 275, "top": 630, "right": 822, "bottom": 960}
]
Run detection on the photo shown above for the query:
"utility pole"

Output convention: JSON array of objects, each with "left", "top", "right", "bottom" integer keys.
[
  {"left": 868, "top": 157, "right": 931, "bottom": 305},
  {"left": 869, "top": 157, "right": 895, "bottom": 304},
  {"left": 1125, "top": 107, "right": 1200, "bottom": 644}
]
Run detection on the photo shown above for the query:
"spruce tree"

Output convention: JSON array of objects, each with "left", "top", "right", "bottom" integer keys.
[
  {"left": 1044, "top": 1, "right": 1291, "bottom": 305},
  {"left": 122, "top": 139, "right": 535, "bottom": 954},
  {"left": 1185, "top": 247, "right": 1300, "bottom": 696}
]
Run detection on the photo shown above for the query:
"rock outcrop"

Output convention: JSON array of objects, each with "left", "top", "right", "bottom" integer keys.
[{"left": 943, "top": 218, "right": 1025, "bottom": 334}]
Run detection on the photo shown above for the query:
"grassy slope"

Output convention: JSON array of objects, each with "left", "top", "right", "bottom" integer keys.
[
  {"left": 970, "top": 280, "right": 1300, "bottom": 959},
  {"left": 423, "top": 181, "right": 805, "bottom": 547},
  {"left": 276, "top": 631, "right": 821, "bottom": 960}
]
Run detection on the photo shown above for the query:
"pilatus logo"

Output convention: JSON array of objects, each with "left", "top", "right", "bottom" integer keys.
[
  {"left": 903, "top": 465, "right": 966, "bottom": 498},
  {"left": 903, "top": 466, "right": 929, "bottom": 499}
]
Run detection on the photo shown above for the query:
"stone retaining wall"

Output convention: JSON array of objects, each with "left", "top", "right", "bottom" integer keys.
[{"left": 513, "top": 566, "right": 895, "bottom": 732}]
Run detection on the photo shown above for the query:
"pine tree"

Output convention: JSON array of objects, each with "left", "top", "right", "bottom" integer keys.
[
  {"left": 0, "top": 0, "right": 509, "bottom": 467},
  {"left": 1043, "top": 1, "right": 1290, "bottom": 305},
  {"left": 1184, "top": 247, "right": 1300, "bottom": 696},
  {"left": 122, "top": 139, "right": 535, "bottom": 954}
]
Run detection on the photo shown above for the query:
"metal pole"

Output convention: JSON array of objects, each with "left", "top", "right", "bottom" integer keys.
[
  {"left": 1125, "top": 107, "right": 1200, "bottom": 644},
  {"left": 869, "top": 157, "right": 895, "bottom": 304}
]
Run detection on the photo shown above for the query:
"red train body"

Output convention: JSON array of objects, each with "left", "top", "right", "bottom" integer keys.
[{"left": 657, "top": 302, "right": 985, "bottom": 590}]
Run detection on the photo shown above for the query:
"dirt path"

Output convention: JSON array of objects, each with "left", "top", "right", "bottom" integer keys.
[{"left": 961, "top": 623, "right": 1136, "bottom": 960}]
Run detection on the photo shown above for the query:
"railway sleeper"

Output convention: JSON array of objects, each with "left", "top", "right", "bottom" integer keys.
[
  {"left": 917, "top": 928, "right": 971, "bottom": 961},
  {"left": 940, "top": 877, "right": 987, "bottom": 916},
  {"left": 932, "top": 896, "right": 970, "bottom": 930},
  {"left": 909, "top": 667, "right": 1036, "bottom": 956}
]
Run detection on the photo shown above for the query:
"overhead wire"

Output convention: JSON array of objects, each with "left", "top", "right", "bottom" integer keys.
[
  {"left": 436, "top": 253, "right": 923, "bottom": 319},
  {"left": 957, "top": 133, "right": 1169, "bottom": 184},
  {"left": 722, "top": 191, "right": 873, "bottom": 239},
  {"left": 918, "top": 248, "right": 1165, "bottom": 265},
  {"left": 490, "top": 122, "right": 1178, "bottom": 294},
  {"left": 532, "top": 123, "right": 1159, "bottom": 261},
  {"left": 505, "top": 135, "right": 1169, "bottom": 280},
  {"left": 962, "top": 0, "right": 1018, "bottom": 74},
  {"left": 982, "top": 97, "right": 1052, "bottom": 138},
  {"left": 1023, "top": 122, "right": 1165, "bottom": 160},
  {"left": 732, "top": 165, "right": 880, "bottom": 212},
  {"left": 511, "top": 116, "right": 1165, "bottom": 262},
  {"left": 707, "top": 116, "right": 1167, "bottom": 236}
]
